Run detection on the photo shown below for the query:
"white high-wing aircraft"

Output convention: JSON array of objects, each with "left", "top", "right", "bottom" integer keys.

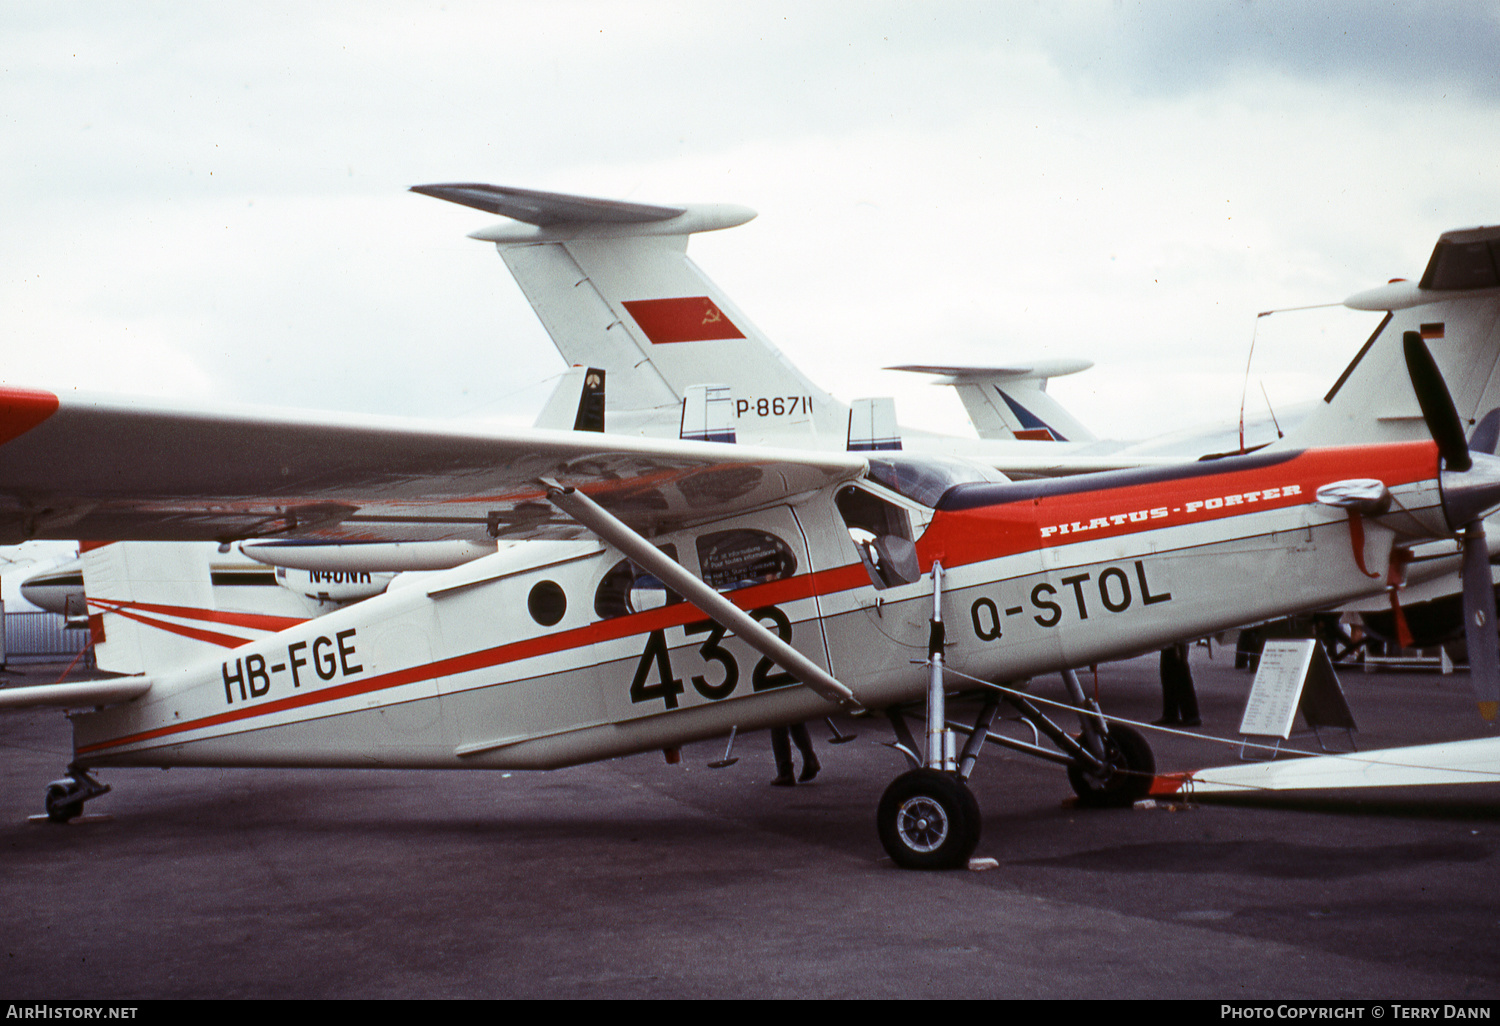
[{"left": 2, "top": 251, "right": 1499, "bottom": 872}]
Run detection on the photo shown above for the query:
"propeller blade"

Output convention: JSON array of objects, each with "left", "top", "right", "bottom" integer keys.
[
  {"left": 1403, "top": 331, "right": 1471, "bottom": 472},
  {"left": 1459, "top": 521, "right": 1500, "bottom": 721}
]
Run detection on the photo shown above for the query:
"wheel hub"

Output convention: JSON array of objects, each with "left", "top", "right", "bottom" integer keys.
[{"left": 896, "top": 796, "right": 949, "bottom": 853}]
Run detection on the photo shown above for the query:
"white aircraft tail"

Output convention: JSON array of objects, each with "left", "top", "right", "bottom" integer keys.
[
  {"left": 80, "top": 542, "right": 320, "bottom": 675},
  {"left": 1280, "top": 226, "right": 1500, "bottom": 450},
  {"left": 412, "top": 184, "right": 848, "bottom": 445},
  {"left": 885, "top": 360, "right": 1097, "bottom": 442}
]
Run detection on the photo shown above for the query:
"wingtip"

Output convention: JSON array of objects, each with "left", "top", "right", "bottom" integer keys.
[{"left": 0, "top": 387, "right": 60, "bottom": 446}]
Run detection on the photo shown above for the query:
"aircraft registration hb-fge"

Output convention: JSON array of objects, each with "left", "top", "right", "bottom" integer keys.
[{"left": 2, "top": 186, "right": 1500, "bottom": 870}]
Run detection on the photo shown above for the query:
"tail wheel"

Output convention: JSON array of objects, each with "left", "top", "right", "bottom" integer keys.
[
  {"left": 1067, "top": 724, "right": 1155, "bottom": 808},
  {"left": 876, "top": 768, "right": 981, "bottom": 870},
  {"left": 44, "top": 783, "right": 85, "bottom": 824}
]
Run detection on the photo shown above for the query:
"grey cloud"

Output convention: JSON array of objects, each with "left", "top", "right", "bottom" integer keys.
[{"left": 1036, "top": 0, "right": 1500, "bottom": 100}]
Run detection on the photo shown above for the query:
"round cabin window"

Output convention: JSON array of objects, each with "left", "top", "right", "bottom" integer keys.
[{"left": 528, "top": 580, "right": 567, "bottom": 626}]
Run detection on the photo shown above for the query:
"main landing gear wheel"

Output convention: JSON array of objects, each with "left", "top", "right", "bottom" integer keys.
[
  {"left": 876, "top": 768, "right": 981, "bottom": 870},
  {"left": 1067, "top": 724, "right": 1155, "bottom": 808}
]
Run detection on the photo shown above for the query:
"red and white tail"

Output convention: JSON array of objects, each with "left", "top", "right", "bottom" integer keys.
[
  {"left": 412, "top": 184, "right": 846, "bottom": 446},
  {"left": 81, "top": 542, "right": 315, "bottom": 675}
]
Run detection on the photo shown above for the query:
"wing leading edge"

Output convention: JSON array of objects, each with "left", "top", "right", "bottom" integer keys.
[{"left": 0, "top": 388, "right": 864, "bottom": 545}]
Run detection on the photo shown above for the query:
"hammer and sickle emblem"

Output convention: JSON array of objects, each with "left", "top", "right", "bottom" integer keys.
[{"left": 701, "top": 301, "right": 722, "bottom": 326}]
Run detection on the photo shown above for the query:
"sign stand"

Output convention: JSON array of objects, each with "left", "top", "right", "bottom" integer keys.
[{"left": 1238, "top": 639, "right": 1357, "bottom": 760}]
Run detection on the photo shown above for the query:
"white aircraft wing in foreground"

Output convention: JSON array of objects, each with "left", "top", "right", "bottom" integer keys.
[{"left": 0, "top": 387, "right": 862, "bottom": 545}]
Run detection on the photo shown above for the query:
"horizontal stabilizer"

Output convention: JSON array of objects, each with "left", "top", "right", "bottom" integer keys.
[
  {"left": 1420, "top": 225, "right": 1500, "bottom": 291},
  {"left": 0, "top": 677, "right": 151, "bottom": 710},
  {"left": 411, "top": 183, "right": 684, "bottom": 226},
  {"left": 886, "top": 359, "right": 1093, "bottom": 382}
]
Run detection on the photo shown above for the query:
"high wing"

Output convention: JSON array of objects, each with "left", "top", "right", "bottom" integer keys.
[{"left": 0, "top": 387, "right": 864, "bottom": 546}]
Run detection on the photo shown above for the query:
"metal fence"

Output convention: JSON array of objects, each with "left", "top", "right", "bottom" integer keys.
[{"left": 4, "top": 611, "right": 91, "bottom": 665}]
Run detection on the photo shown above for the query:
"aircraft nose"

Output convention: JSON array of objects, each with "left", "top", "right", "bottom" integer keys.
[{"left": 1440, "top": 450, "right": 1500, "bottom": 529}]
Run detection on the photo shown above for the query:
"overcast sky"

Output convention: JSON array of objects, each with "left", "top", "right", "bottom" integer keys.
[{"left": 3, "top": 1, "right": 1498, "bottom": 452}]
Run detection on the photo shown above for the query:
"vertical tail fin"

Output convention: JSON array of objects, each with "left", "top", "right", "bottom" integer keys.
[
  {"left": 81, "top": 542, "right": 313, "bottom": 675},
  {"left": 847, "top": 397, "right": 902, "bottom": 451},
  {"left": 1282, "top": 226, "right": 1500, "bottom": 449},
  {"left": 680, "top": 384, "right": 737, "bottom": 443},
  {"left": 413, "top": 183, "right": 848, "bottom": 445}
]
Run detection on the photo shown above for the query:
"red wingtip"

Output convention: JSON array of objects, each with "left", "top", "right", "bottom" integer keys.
[
  {"left": 1148, "top": 772, "right": 1191, "bottom": 796},
  {"left": 0, "top": 387, "right": 59, "bottom": 446}
]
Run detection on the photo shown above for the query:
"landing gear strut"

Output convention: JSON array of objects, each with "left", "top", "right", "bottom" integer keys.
[
  {"left": 876, "top": 565, "right": 1157, "bottom": 868},
  {"left": 876, "top": 562, "right": 983, "bottom": 870},
  {"left": 42, "top": 765, "right": 109, "bottom": 823}
]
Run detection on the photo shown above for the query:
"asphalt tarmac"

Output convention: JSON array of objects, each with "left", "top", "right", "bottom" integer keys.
[{"left": 2, "top": 648, "right": 1498, "bottom": 1000}]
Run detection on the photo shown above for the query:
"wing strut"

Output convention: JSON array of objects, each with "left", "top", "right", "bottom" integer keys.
[{"left": 543, "top": 482, "right": 863, "bottom": 712}]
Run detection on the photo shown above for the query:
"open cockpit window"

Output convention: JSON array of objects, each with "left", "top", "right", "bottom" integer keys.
[
  {"left": 594, "top": 544, "right": 682, "bottom": 619},
  {"left": 837, "top": 485, "right": 920, "bottom": 590}
]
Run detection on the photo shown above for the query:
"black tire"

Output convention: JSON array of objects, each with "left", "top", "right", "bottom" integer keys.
[
  {"left": 876, "top": 768, "right": 981, "bottom": 870},
  {"left": 1067, "top": 724, "right": 1156, "bottom": 808},
  {"left": 44, "top": 783, "right": 84, "bottom": 824}
]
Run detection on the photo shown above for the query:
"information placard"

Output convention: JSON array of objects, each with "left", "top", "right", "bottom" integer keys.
[
  {"left": 1239, "top": 639, "right": 1356, "bottom": 744},
  {"left": 1240, "top": 640, "right": 1313, "bottom": 738}
]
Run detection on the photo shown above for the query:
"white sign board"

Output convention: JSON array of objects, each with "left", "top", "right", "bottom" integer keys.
[{"left": 1240, "top": 640, "right": 1315, "bottom": 738}]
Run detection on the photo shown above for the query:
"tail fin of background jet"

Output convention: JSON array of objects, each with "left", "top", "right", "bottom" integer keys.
[
  {"left": 412, "top": 184, "right": 848, "bottom": 445},
  {"left": 885, "top": 360, "right": 1097, "bottom": 442},
  {"left": 1279, "top": 226, "right": 1500, "bottom": 450}
]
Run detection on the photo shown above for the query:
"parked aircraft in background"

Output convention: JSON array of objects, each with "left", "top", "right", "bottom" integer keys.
[{"left": 417, "top": 184, "right": 1500, "bottom": 463}]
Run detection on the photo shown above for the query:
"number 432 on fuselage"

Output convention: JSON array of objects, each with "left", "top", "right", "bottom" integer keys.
[{"left": 0, "top": 339, "right": 1496, "bottom": 868}]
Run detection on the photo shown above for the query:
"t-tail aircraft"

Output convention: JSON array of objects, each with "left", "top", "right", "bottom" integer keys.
[
  {"left": 412, "top": 183, "right": 1147, "bottom": 470},
  {"left": 3, "top": 280, "right": 1500, "bottom": 867}
]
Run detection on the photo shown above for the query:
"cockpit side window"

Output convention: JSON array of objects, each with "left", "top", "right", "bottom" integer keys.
[
  {"left": 594, "top": 544, "right": 682, "bottom": 620},
  {"left": 836, "top": 485, "right": 920, "bottom": 590}
]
